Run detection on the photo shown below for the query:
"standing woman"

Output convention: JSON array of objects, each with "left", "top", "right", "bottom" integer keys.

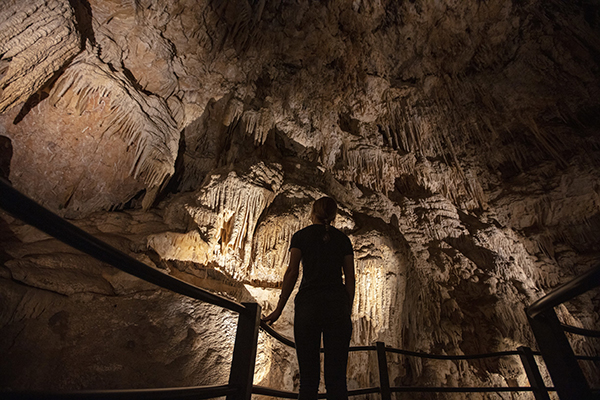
[{"left": 262, "top": 197, "right": 355, "bottom": 400}]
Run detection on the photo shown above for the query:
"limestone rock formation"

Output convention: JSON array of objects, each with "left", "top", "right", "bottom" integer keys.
[
  {"left": 0, "top": 0, "right": 81, "bottom": 113},
  {"left": 1, "top": 0, "right": 600, "bottom": 398}
]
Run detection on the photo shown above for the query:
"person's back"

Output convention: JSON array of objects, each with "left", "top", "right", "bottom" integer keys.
[
  {"left": 262, "top": 197, "right": 355, "bottom": 400},
  {"left": 291, "top": 224, "right": 351, "bottom": 292}
]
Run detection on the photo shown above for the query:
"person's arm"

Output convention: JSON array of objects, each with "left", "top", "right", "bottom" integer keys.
[
  {"left": 262, "top": 247, "right": 302, "bottom": 324},
  {"left": 343, "top": 253, "right": 355, "bottom": 308}
]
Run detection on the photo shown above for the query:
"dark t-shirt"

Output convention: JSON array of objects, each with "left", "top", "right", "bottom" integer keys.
[{"left": 290, "top": 224, "right": 353, "bottom": 293}]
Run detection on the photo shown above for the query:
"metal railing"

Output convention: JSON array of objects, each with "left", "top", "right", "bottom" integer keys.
[
  {"left": 0, "top": 178, "right": 598, "bottom": 399},
  {"left": 2, "top": 385, "right": 237, "bottom": 400},
  {"left": 0, "top": 178, "right": 259, "bottom": 400},
  {"left": 525, "top": 263, "right": 600, "bottom": 400},
  {"left": 377, "top": 344, "right": 550, "bottom": 399}
]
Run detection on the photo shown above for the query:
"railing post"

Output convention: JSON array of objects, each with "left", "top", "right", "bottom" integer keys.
[
  {"left": 376, "top": 342, "right": 391, "bottom": 400},
  {"left": 227, "top": 302, "right": 261, "bottom": 400},
  {"left": 527, "top": 308, "right": 592, "bottom": 400},
  {"left": 517, "top": 346, "right": 550, "bottom": 400}
]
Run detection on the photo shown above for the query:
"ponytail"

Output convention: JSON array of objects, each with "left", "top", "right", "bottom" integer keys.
[{"left": 323, "top": 219, "right": 331, "bottom": 243}]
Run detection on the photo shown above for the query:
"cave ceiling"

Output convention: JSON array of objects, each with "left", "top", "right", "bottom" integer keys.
[
  {"left": 1, "top": 0, "right": 600, "bottom": 392},
  {"left": 0, "top": 0, "right": 597, "bottom": 215}
]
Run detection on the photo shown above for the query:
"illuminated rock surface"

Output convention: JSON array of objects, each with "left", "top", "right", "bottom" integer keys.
[{"left": 1, "top": 0, "right": 599, "bottom": 397}]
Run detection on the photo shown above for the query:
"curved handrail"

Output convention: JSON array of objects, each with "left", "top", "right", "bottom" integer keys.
[
  {"left": 527, "top": 263, "right": 600, "bottom": 319},
  {"left": 260, "top": 321, "right": 296, "bottom": 348},
  {"left": 0, "top": 178, "right": 247, "bottom": 315},
  {"left": 0, "top": 385, "right": 236, "bottom": 399},
  {"left": 260, "top": 321, "right": 379, "bottom": 354},
  {"left": 561, "top": 323, "right": 600, "bottom": 338}
]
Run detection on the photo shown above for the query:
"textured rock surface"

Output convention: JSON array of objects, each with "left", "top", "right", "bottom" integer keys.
[{"left": 1, "top": 0, "right": 600, "bottom": 397}]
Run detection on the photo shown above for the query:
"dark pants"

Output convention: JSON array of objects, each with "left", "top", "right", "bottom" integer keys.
[{"left": 294, "top": 287, "right": 353, "bottom": 400}]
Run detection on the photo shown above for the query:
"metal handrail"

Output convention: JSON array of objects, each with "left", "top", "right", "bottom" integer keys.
[
  {"left": 384, "top": 347, "right": 526, "bottom": 360},
  {"left": 0, "top": 178, "right": 247, "bottom": 315},
  {"left": 390, "top": 386, "right": 542, "bottom": 393},
  {"left": 527, "top": 263, "right": 600, "bottom": 319},
  {"left": 261, "top": 321, "right": 379, "bottom": 354},
  {"left": 252, "top": 385, "right": 381, "bottom": 399},
  {"left": 561, "top": 323, "right": 600, "bottom": 338},
  {"left": 260, "top": 321, "right": 296, "bottom": 347},
  {"left": 525, "top": 263, "right": 600, "bottom": 399},
  {"left": 575, "top": 355, "right": 600, "bottom": 361},
  {"left": 0, "top": 385, "right": 237, "bottom": 400},
  {"left": 377, "top": 344, "right": 555, "bottom": 397}
]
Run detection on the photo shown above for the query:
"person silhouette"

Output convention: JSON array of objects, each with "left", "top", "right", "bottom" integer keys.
[{"left": 262, "top": 196, "right": 355, "bottom": 400}]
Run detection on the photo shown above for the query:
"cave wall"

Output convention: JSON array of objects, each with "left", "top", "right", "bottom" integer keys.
[{"left": 1, "top": 0, "right": 600, "bottom": 397}]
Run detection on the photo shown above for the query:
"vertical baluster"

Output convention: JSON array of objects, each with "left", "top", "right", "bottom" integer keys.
[
  {"left": 227, "top": 302, "right": 261, "bottom": 400},
  {"left": 517, "top": 346, "right": 550, "bottom": 400},
  {"left": 376, "top": 342, "right": 391, "bottom": 400},
  {"left": 528, "top": 308, "right": 592, "bottom": 400}
]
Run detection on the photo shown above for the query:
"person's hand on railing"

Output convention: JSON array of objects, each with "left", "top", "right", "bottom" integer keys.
[{"left": 262, "top": 306, "right": 283, "bottom": 325}]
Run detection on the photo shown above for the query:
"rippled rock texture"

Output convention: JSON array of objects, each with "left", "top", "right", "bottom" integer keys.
[{"left": 1, "top": 0, "right": 600, "bottom": 397}]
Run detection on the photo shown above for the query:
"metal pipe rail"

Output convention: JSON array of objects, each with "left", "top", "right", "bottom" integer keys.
[
  {"left": 527, "top": 263, "right": 600, "bottom": 319},
  {"left": 0, "top": 178, "right": 246, "bottom": 315},
  {"left": 561, "top": 323, "right": 600, "bottom": 338},
  {"left": 252, "top": 385, "right": 381, "bottom": 399},
  {"left": 391, "top": 387, "right": 540, "bottom": 393},
  {"left": 0, "top": 178, "right": 259, "bottom": 400},
  {"left": 260, "top": 320, "right": 296, "bottom": 348},
  {"left": 2, "top": 385, "right": 237, "bottom": 400},
  {"left": 384, "top": 348, "right": 525, "bottom": 360},
  {"left": 376, "top": 342, "right": 554, "bottom": 400},
  {"left": 525, "top": 263, "right": 600, "bottom": 400}
]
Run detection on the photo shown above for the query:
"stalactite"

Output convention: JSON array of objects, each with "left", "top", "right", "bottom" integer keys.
[
  {"left": 47, "top": 47, "right": 180, "bottom": 194},
  {"left": 187, "top": 162, "right": 284, "bottom": 280},
  {"left": 242, "top": 110, "right": 259, "bottom": 141},
  {"left": 238, "top": 108, "right": 273, "bottom": 145},
  {"left": 336, "top": 138, "right": 415, "bottom": 194},
  {"left": 250, "top": 199, "right": 308, "bottom": 284},
  {"left": 223, "top": 97, "right": 244, "bottom": 126}
]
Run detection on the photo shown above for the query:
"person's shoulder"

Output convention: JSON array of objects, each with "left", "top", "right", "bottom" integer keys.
[
  {"left": 331, "top": 227, "right": 351, "bottom": 242},
  {"left": 295, "top": 225, "right": 318, "bottom": 235},
  {"left": 292, "top": 224, "right": 317, "bottom": 241}
]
